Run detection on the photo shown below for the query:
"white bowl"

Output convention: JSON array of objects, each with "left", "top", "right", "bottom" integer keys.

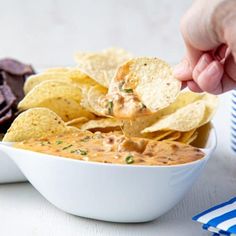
[{"left": 0, "top": 128, "right": 216, "bottom": 223}]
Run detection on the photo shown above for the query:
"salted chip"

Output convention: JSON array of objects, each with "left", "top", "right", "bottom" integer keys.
[
  {"left": 3, "top": 108, "right": 72, "bottom": 142},
  {"left": 66, "top": 117, "right": 89, "bottom": 128},
  {"left": 108, "top": 57, "right": 181, "bottom": 118},
  {"left": 68, "top": 68, "right": 99, "bottom": 89},
  {"left": 66, "top": 126, "right": 80, "bottom": 133},
  {"left": 75, "top": 48, "right": 132, "bottom": 87},
  {"left": 24, "top": 68, "right": 99, "bottom": 94},
  {"left": 24, "top": 72, "right": 69, "bottom": 94},
  {"left": 142, "top": 100, "right": 206, "bottom": 133},
  {"left": 81, "top": 85, "right": 108, "bottom": 116},
  {"left": 80, "top": 118, "right": 122, "bottom": 131},
  {"left": 163, "top": 131, "right": 181, "bottom": 141},
  {"left": 150, "top": 130, "right": 173, "bottom": 140},
  {"left": 192, "top": 122, "right": 212, "bottom": 148},
  {"left": 122, "top": 112, "right": 160, "bottom": 137},
  {"left": 200, "top": 93, "right": 218, "bottom": 126},
  {"left": 18, "top": 80, "right": 82, "bottom": 111},
  {"left": 121, "top": 91, "right": 203, "bottom": 137},
  {"left": 177, "top": 129, "right": 196, "bottom": 143},
  {"left": 154, "top": 91, "right": 218, "bottom": 125},
  {"left": 37, "top": 97, "right": 95, "bottom": 122},
  {"left": 156, "top": 90, "right": 205, "bottom": 117},
  {"left": 186, "top": 131, "right": 198, "bottom": 144}
]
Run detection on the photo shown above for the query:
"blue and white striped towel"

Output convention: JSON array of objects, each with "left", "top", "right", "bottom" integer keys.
[
  {"left": 231, "top": 90, "right": 236, "bottom": 153},
  {"left": 193, "top": 197, "right": 236, "bottom": 235}
]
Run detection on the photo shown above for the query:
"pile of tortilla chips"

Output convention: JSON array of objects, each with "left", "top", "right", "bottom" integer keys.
[{"left": 3, "top": 48, "right": 218, "bottom": 147}]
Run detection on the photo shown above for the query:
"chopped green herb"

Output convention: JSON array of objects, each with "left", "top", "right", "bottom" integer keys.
[
  {"left": 107, "top": 101, "right": 113, "bottom": 115},
  {"left": 56, "top": 140, "right": 63, "bottom": 145},
  {"left": 70, "top": 149, "right": 87, "bottom": 155},
  {"left": 40, "top": 141, "right": 50, "bottom": 146},
  {"left": 79, "top": 149, "right": 87, "bottom": 155},
  {"left": 125, "top": 155, "right": 134, "bottom": 164},
  {"left": 62, "top": 144, "right": 73, "bottom": 150},
  {"left": 80, "top": 136, "right": 90, "bottom": 142},
  {"left": 141, "top": 103, "right": 147, "bottom": 109},
  {"left": 122, "top": 88, "right": 133, "bottom": 93},
  {"left": 118, "top": 81, "right": 125, "bottom": 90}
]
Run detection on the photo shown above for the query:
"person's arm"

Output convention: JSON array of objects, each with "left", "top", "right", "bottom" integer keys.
[{"left": 174, "top": 0, "right": 236, "bottom": 94}]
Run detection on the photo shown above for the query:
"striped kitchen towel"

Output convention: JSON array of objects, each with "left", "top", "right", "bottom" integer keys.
[
  {"left": 193, "top": 197, "right": 236, "bottom": 235},
  {"left": 231, "top": 90, "right": 236, "bottom": 153}
]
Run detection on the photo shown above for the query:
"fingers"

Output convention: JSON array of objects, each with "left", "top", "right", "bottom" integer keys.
[
  {"left": 190, "top": 53, "right": 236, "bottom": 94},
  {"left": 221, "top": 54, "right": 236, "bottom": 93},
  {"left": 197, "top": 61, "right": 224, "bottom": 94},
  {"left": 192, "top": 54, "right": 213, "bottom": 80},
  {"left": 187, "top": 81, "right": 203, "bottom": 93}
]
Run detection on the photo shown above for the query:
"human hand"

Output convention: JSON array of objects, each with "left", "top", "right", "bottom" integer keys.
[{"left": 174, "top": 0, "right": 236, "bottom": 94}]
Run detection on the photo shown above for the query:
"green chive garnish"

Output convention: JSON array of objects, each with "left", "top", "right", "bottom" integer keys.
[
  {"left": 125, "top": 155, "right": 134, "bottom": 164},
  {"left": 62, "top": 144, "right": 73, "bottom": 150},
  {"left": 56, "top": 140, "right": 63, "bottom": 145},
  {"left": 141, "top": 103, "right": 147, "bottom": 109},
  {"left": 70, "top": 149, "right": 87, "bottom": 155},
  {"left": 80, "top": 136, "right": 90, "bottom": 142},
  {"left": 79, "top": 149, "right": 87, "bottom": 155},
  {"left": 122, "top": 88, "right": 133, "bottom": 93},
  {"left": 107, "top": 101, "right": 113, "bottom": 115},
  {"left": 40, "top": 141, "right": 50, "bottom": 146}
]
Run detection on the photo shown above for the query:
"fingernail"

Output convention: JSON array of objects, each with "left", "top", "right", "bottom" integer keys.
[
  {"left": 173, "top": 60, "right": 189, "bottom": 77},
  {"left": 206, "top": 62, "right": 220, "bottom": 76}
]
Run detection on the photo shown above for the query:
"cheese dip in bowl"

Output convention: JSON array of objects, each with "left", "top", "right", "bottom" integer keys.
[{"left": 0, "top": 128, "right": 216, "bottom": 223}]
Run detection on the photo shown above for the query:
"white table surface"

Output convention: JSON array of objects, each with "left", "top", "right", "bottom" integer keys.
[{"left": 0, "top": 92, "right": 235, "bottom": 236}]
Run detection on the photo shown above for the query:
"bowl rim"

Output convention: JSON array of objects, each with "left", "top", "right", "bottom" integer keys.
[{"left": 0, "top": 127, "right": 217, "bottom": 169}]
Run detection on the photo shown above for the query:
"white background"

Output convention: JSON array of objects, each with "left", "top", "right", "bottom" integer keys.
[{"left": 0, "top": 0, "right": 192, "bottom": 67}]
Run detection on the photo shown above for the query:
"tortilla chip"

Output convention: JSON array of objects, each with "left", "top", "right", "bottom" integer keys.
[
  {"left": 68, "top": 68, "right": 99, "bottom": 88},
  {"left": 177, "top": 129, "right": 196, "bottom": 143},
  {"left": 156, "top": 90, "right": 205, "bottom": 117},
  {"left": 80, "top": 85, "right": 108, "bottom": 116},
  {"left": 108, "top": 57, "right": 181, "bottom": 118},
  {"left": 24, "top": 71, "right": 69, "bottom": 94},
  {"left": 3, "top": 108, "right": 72, "bottom": 142},
  {"left": 75, "top": 48, "right": 132, "bottom": 87},
  {"left": 122, "top": 112, "right": 160, "bottom": 137},
  {"left": 37, "top": 97, "right": 95, "bottom": 122},
  {"left": 18, "top": 80, "right": 82, "bottom": 111},
  {"left": 163, "top": 131, "right": 181, "bottom": 141},
  {"left": 80, "top": 118, "right": 122, "bottom": 131},
  {"left": 149, "top": 130, "right": 175, "bottom": 140},
  {"left": 186, "top": 131, "right": 198, "bottom": 144},
  {"left": 142, "top": 100, "right": 206, "bottom": 132},
  {"left": 191, "top": 122, "right": 212, "bottom": 148},
  {"left": 66, "top": 117, "right": 89, "bottom": 128},
  {"left": 200, "top": 93, "right": 219, "bottom": 126}
]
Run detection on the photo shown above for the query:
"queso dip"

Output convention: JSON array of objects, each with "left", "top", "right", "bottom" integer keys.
[{"left": 14, "top": 131, "right": 204, "bottom": 166}]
